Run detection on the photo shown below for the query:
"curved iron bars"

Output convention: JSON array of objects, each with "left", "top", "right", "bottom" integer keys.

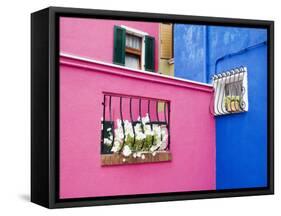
[
  {"left": 211, "top": 66, "right": 247, "bottom": 116},
  {"left": 147, "top": 100, "right": 154, "bottom": 148},
  {"left": 230, "top": 70, "right": 238, "bottom": 112},
  {"left": 223, "top": 71, "right": 232, "bottom": 114},
  {"left": 154, "top": 101, "right": 170, "bottom": 151},
  {"left": 101, "top": 95, "right": 106, "bottom": 154},
  {"left": 220, "top": 72, "right": 228, "bottom": 114},
  {"left": 138, "top": 98, "right": 145, "bottom": 150},
  {"left": 233, "top": 68, "right": 241, "bottom": 112},
  {"left": 239, "top": 67, "right": 246, "bottom": 111},
  {"left": 156, "top": 101, "right": 160, "bottom": 122},
  {"left": 164, "top": 101, "right": 170, "bottom": 151},
  {"left": 227, "top": 70, "right": 234, "bottom": 113},
  {"left": 215, "top": 73, "right": 223, "bottom": 115},
  {"left": 109, "top": 96, "right": 115, "bottom": 150},
  {"left": 210, "top": 74, "right": 218, "bottom": 115},
  {"left": 209, "top": 75, "right": 217, "bottom": 115},
  {"left": 129, "top": 98, "right": 136, "bottom": 147},
  {"left": 228, "top": 67, "right": 246, "bottom": 113},
  {"left": 237, "top": 68, "right": 245, "bottom": 110},
  {"left": 155, "top": 101, "right": 164, "bottom": 150},
  {"left": 119, "top": 97, "right": 126, "bottom": 152}
]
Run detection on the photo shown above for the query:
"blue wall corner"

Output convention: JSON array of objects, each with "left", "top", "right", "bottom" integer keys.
[
  {"left": 174, "top": 24, "right": 268, "bottom": 189},
  {"left": 215, "top": 45, "right": 268, "bottom": 189}
]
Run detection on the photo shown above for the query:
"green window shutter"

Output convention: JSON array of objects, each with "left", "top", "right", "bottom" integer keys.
[
  {"left": 113, "top": 26, "right": 126, "bottom": 65},
  {"left": 145, "top": 36, "right": 155, "bottom": 72}
]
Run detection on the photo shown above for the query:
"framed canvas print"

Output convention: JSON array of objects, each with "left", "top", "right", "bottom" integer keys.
[{"left": 31, "top": 6, "right": 274, "bottom": 208}]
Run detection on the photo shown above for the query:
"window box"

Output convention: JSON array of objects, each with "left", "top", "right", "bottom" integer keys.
[{"left": 101, "top": 151, "right": 172, "bottom": 166}]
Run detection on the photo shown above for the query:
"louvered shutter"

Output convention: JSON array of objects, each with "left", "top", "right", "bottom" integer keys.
[
  {"left": 113, "top": 26, "right": 126, "bottom": 65},
  {"left": 144, "top": 36, "right": 155, "bottom": 72}
]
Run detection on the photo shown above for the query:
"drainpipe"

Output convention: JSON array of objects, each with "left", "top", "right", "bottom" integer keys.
[{"left": 214, "top": 40, "right": 267, "bottom": 74}]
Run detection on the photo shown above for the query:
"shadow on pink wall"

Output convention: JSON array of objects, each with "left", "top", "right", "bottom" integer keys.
[{"left": 59, "top": 55, "right": 216, "bottom": 199}]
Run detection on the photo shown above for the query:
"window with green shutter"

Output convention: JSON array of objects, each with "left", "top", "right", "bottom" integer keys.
[
  {"left": 113, "top": 25, "right": 155, "bottom": 72},
  {"left": 145, "top": 36, "right": 155, "bottom": 72},
  {"left": 113, "top": 26, "right": 126, "bottom": 65}
]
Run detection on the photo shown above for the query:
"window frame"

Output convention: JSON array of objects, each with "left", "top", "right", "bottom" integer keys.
[
  {"left": 125, "top": 33, "right": 142, "bottom": 69},
  {"left": 121, "top": 25, "right": 148, "bottom": 70}
]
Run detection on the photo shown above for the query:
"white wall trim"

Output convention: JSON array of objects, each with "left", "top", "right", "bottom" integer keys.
[
  {"left": 120, "top": 25, "right": 148, "bottom": 37},
  {"left": 60, "top": 52, "right": 213, "bottom": 88}
]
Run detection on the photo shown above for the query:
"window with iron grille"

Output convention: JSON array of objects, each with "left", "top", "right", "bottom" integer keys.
[
  {"left": 212, "top": 66, "right": 248, "bottom": 116},
  {"left": 101, "top": 93, "right": 171, "bottom": 166}
]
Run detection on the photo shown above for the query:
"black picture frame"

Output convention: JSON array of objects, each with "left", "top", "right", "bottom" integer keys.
[{"left": 31, "top": 6, "right": 274, "bottom": 208}]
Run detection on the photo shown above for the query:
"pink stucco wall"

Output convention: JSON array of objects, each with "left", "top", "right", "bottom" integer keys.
[
  {"left": 59, "top": 55, "right": 216, "bottom": 199},
  {"left": 60, "top": 17, "right": 159, "bottom": 71}
]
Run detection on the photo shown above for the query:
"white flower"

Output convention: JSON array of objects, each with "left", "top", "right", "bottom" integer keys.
[
  {"left": 122, "top": 145, "right": 132, "bottom": 157},
  {"left": 134, "top": 124, "right": 146, "bottom": 140},
  {"left": 150, "top": 145, "right": 158, "bottom": 152},
  {"left": 141, "top": 113, "right": 150, "bottom": 124},
  {"left": 124, "top": 120, "right": 134, "bottom": 138},
  {"left": 103, "top": 138, "right": 112, "bottom": 146},
  {"left": 115, "top": 128, "right": 124, "bottom": 140},
  {"left": 105, "top": 113, "right": 169, "bottom": 156},
  {"left": 111, "top": 147, "right": 118, "bottom": 153},
  {"left": 136, "top": 131, "right": 146, "bottom": 140},
  {"left": 159, "top": 141, "right": 167, "bottom": 150},
  {"left": 111, "top": 141, "right": 120, "bottom": 153},
  {"left": 144, "top": 125, "right": 153, "bottom": 136},
  {"left": 122, "top": 158, "right": 126, "bottom": 162}
]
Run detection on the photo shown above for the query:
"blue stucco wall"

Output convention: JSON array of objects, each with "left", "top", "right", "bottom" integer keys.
[
  {"left": 174, "top": 25, "right": 268, "bottom": 189},
  {"left": 174, "top": 25, "right": 206, "bottom": 82}
]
